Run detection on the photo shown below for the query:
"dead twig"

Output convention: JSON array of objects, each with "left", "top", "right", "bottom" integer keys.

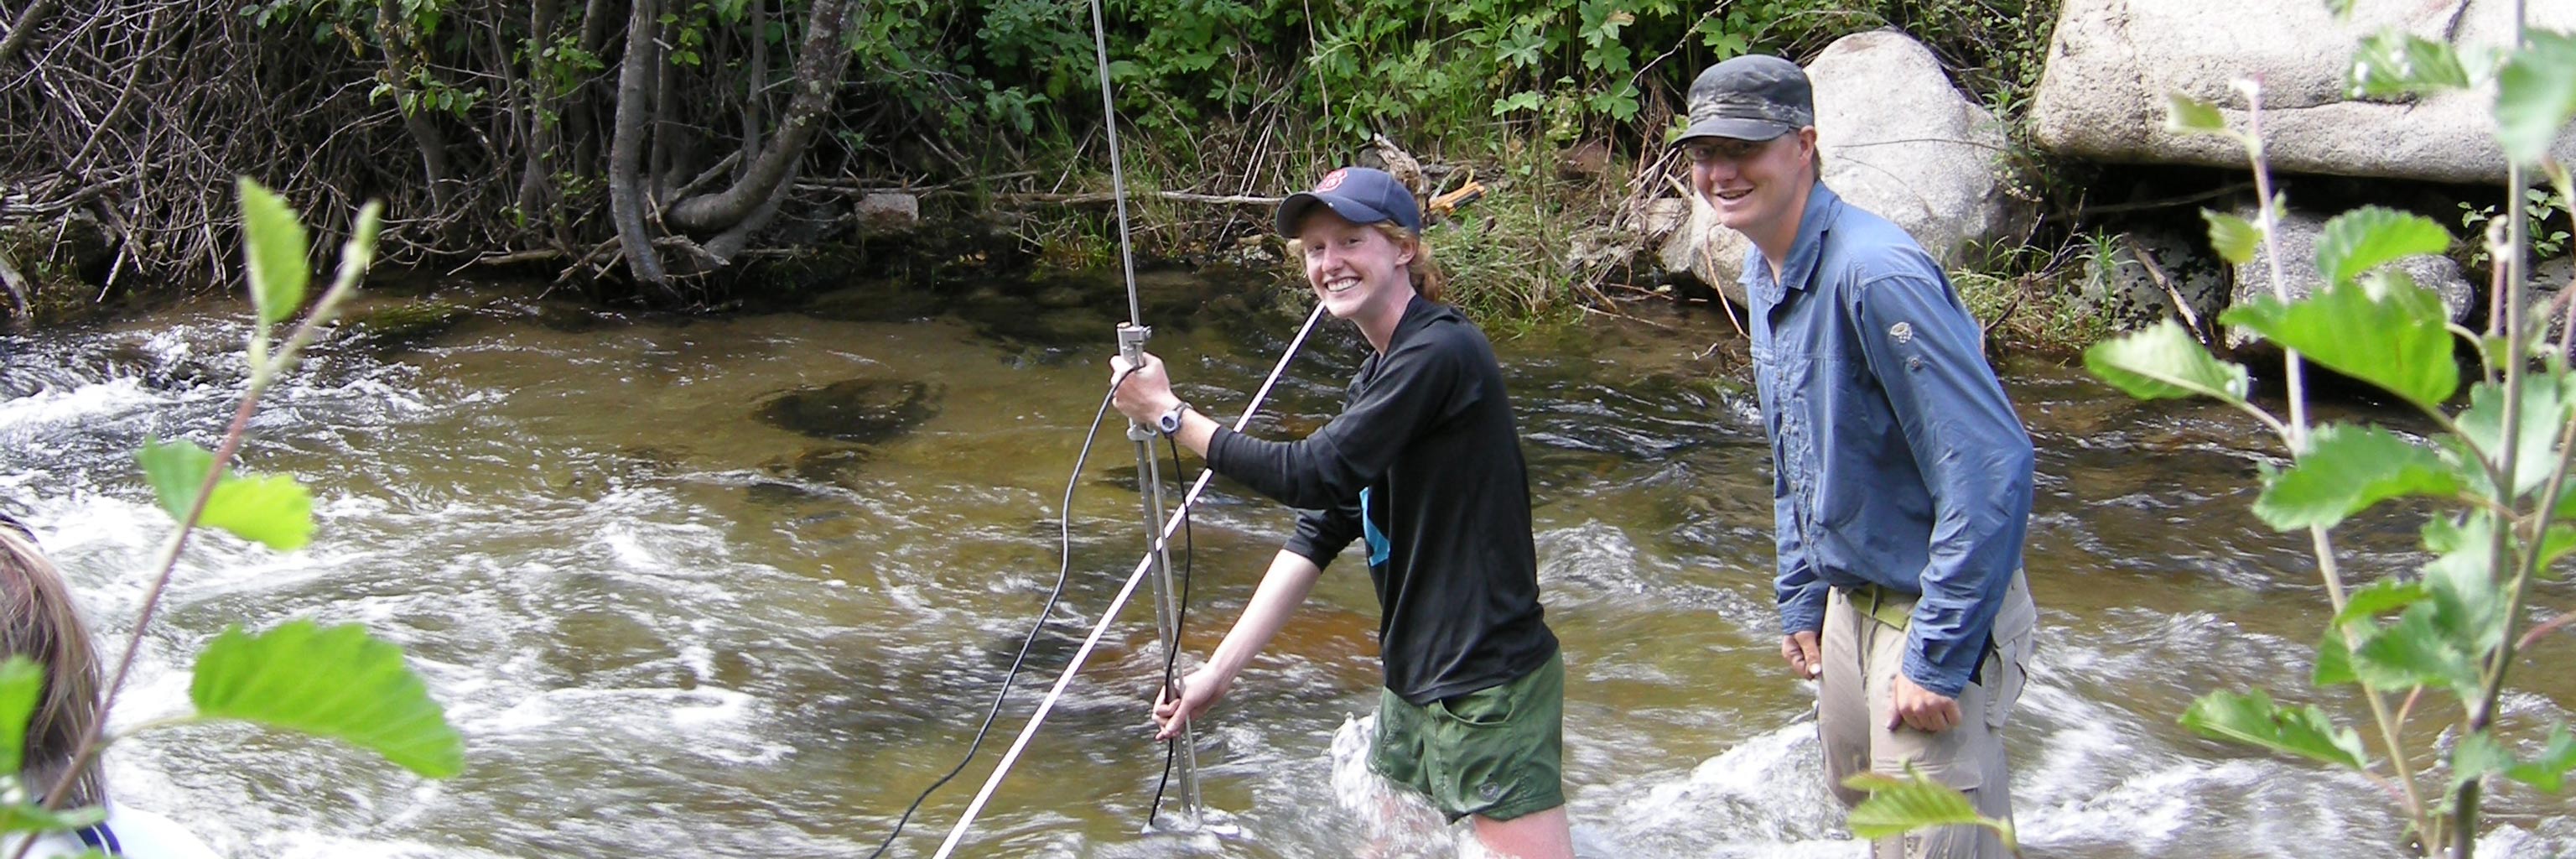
[
  {"left": 997, "top": 190, "right": 1285, "bottom": 206},
  {"left": 2122, "top": 233, "right": 2211, "bottom": 344}
]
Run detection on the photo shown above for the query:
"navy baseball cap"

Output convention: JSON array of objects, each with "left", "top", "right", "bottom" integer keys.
[
  {"left": 1275, "top": 167, "right": 1421, "bottom": 237},
  {"left": 1678, "top": 55, "right": 1814, "bottom": 143}
]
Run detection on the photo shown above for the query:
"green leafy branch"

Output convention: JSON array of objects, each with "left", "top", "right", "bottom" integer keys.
[
  {"left": 2, "top": 180, "right": 460, "bottom": 856},
  {"left": 2080, "top": 14, "right": 2576, "bottom": 859},
  {"left": 1857, "top": 9, "right": 2576, "bottom": 854},
  {"left": 1843, "top": 768, "right": 2018, "bottom": 856}
]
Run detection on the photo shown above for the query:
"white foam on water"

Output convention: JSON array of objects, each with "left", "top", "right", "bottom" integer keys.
[
  {"left": 0, "top": 377, "right": 158, "bottom": 432},
  {"left": 1536, "top": 520, "right": 1648, "bottom": 603},
  {"left": 2011, "top": 650, "right": 2402, "bottom": 857},
  {"left": 1328, "top": 712, "right": 1471, "bottom": 858},
  {"left": 469, "top": 683, "right": 789, "bottom": 767},
  {"left": 1584, "top": 719, "right": 1862, "bottom": 858}
]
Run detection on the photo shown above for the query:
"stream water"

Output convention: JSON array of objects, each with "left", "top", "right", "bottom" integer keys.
[{"left": 0, "top": 271, "right": 2569, "bottom": 858}]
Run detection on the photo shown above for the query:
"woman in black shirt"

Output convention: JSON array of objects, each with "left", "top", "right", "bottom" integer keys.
[{"left": 1109, "top": 165, "right": 1570, "bottom": 858}]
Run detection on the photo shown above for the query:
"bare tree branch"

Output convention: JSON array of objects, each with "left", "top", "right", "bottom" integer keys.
[
  {"left": 0, "top": 0, "right": 61, "bottom": 68},
  {"left": 606, "top": 0, "right": 669, "bottom": 288},
  {"left": 664, "top": 0, "right": 854, "bottom": 234}
]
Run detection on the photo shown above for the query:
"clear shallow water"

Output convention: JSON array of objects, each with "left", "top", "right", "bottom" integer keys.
[{"left": 0, "top": 275, "right": 2569, "bottom": 858}]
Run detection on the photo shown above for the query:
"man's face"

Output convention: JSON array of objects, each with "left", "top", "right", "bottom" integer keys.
[{"left": 1685, "top": 128, "right": 1815, "bottom": 237}]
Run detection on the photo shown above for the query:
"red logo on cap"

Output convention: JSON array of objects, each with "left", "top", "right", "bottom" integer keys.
[{"left": 1314, "top": 169, "right": 1348, "bottom": 192}]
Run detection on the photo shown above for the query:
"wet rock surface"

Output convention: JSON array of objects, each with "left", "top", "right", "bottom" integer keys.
[{"left": 756, "top": 378, "right": 944, "bottom": 444}]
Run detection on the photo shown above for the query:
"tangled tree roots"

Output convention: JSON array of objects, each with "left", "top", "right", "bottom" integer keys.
[{"left": 0, "top": 0, "right": 932, "bottom": 307}]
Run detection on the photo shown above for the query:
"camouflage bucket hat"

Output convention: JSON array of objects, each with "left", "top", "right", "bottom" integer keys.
[{"left": 1678, "top": 55, "right": 1814, "bottom": 143}]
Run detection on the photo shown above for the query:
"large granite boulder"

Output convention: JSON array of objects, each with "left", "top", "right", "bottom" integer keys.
[
  {"left": 1660, "top": 30, "right": 2020, "bottom": 305},
  {"left": 2223, "top": 205, "right": 2476, "bottom": 351},
  {"left": 2029, "top": 0, "right": 2576, "bottom": 185}
]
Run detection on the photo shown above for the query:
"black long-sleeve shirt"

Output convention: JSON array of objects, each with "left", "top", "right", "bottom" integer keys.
[{"left": 1206, "top": 295, "right": 1558, "bottom": 704}]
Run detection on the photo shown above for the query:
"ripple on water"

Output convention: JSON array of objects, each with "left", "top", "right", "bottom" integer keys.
[{"left": 5, "top": 285, "right": 2571, "bottom": 858}]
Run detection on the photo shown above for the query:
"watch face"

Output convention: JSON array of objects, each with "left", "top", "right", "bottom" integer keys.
[{"left": 1159, "top": 412, "right": 1182, "bottom": 433}]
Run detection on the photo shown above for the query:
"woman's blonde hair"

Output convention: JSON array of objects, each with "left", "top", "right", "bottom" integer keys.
[
  {"left": 1368, "top": 222, "right": 1447, "bottom": 304},
  {"left": 0, "top": 527, "right": 104, "bottom": 809}
]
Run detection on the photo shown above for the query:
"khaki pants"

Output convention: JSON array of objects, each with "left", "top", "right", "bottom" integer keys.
[{"left": 1820, "top": 571, "right": 2035, "bottom": 859}]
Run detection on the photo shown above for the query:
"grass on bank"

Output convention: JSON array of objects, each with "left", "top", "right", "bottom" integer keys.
[{"left": 1005, "top": 133, "right": 2115, "bottom": 357}]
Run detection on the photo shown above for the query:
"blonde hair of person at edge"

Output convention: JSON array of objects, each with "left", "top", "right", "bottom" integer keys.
[
  {"left": 0, "top": 512, "right": 221, "bottom": 859},
  {"left": 1108, "top": 166, "right": 1575, "bottom": 859}
]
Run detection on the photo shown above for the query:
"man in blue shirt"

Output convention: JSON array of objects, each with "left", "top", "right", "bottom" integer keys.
[{"left": 1677, "top": 55, "right": 2039, "bottom": 858}]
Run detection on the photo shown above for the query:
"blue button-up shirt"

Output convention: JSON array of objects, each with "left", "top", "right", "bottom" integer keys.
[{"left": 1745, "top": 182, "right": 2034, "bottom": 698}]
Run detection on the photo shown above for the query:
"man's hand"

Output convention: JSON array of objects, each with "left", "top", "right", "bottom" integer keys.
[
  {"left": 1153, "top": 664, "right": 1232, "bottom": 740},
  {"left": 1779, "top": 630, "right": 1821, "bottom": 679},
  {"left": 1108, "top": 351, "right": 1177, "bottom": 425},
  {"left": 1888, "top": 672, "right": 1961, "bottom": 732}
]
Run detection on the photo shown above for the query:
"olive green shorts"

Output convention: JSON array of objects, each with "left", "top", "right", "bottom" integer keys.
[{"left": 1368, "top": 652, "right": 1566, "bottom": 823}]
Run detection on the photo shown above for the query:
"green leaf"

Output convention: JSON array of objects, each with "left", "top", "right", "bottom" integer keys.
[
  {"left": 2454, "top": 730, "right": 2516, "bottom": 795},
  {"left": 2351, "top": 601, "right": 2485, "bottom": 701},
  {"left": 2313, "top": 628, "right": 2358, "bottom": 687},
  {"left": 2495, "top": 31, "right": 2576, "bottom": 167},
  {"left": 133, "top": 439, "right": 315, "bottom": 550},
  {"left": 2314, "top": 206, "right": 2451, "bottom": 291},
  {"left": 2420, "top": 513, "right": 2511, "bottom": 659},
  {"left": 2165, "top": 92, "right": 2228, "bottom": 136},
  {"left": 2456, "top": 372, "right": 2576, "bottom": 498},
  {"left": 2542, "top": 523, "right": 2576, "bottom": 574},
  {"left": 236, "top": 178, "right": 310, "bottom": 327},
  {"left": 2334, "top": 577, "right": 2432, "bottom": 627},
  {"left": 137, "top": 437, "right": 217, "bottom": 520},
  {"left": 0, "top": 659, "right": 41, "bottom": 775},
  {"left": 2350, "top": 29, "right": 2470, "bottom": 97},
  {"left": 2180, "top": 689, "right": 2370, "bottom": 769},
  {"left": 2507, "top": 723, "right": 2576, "bottom": 792},
  {"left": 1492, "top": 91, "right": 1544, "bottom": 116},
  {"left": 190, "top": 620, "right": 464, "bottom": 778},
  {"left": 2218, "top": 273, "right": 2458, "bottom": 411},
  {"left": 0, "top": 802, "right": 107, "bottom": 836},
  {"left": 1843, "top": 768, "right": 2007, "bottom": 845},
  {"left": 2202, "top": 210, "right": 2262, "bottom": 265},
  {"left": 2083, "top": 320, "right": 2251, "bottom": 403},
  {"left": 2323, "top": 0, "right": 2355, "bottom": 18},
  {"left": 2254, "top": 424, "right": 2464, "bottom": 530},
  {"left": 202, "top": 474, "right": 315, "bottom": 550}
]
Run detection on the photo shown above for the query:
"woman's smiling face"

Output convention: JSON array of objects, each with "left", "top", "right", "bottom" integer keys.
[{"left": 1296, "top": 209, "right": 1415, "bottom": 321}]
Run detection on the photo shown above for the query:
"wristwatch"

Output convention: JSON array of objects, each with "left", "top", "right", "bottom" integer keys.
[{"left": 1156, "top": 401, "right": 1193, "bottom": 435}]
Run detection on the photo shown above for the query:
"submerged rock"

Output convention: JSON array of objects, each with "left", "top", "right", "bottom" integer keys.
[
  {"left": 345, "top": 298, "right": 475, "bottom": 346},
  {"left": 755, "top": 379, "right": 943, "bottom": 444},
  {"left": 786, "top": 446, "right": 875, "bottom": 487}
]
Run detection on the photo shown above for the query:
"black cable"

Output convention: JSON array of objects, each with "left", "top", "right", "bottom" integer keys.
[
  {"left": 866, "top": 369, "right": 1135, "bottom": 859},
  {"left": 1145, "top": 430, "right": 1196, "bottom": 827}
]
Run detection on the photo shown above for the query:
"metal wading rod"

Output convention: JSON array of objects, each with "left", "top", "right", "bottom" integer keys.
[
  {"left": 931, "top": 304, "right": 1328, "bottom": 859},
  {"left": 1081, "top": 0, "right": 1201, "bottom": 820},
  {"left": 1120, "top": 322, "right": 1201, "bottom": 825}
]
